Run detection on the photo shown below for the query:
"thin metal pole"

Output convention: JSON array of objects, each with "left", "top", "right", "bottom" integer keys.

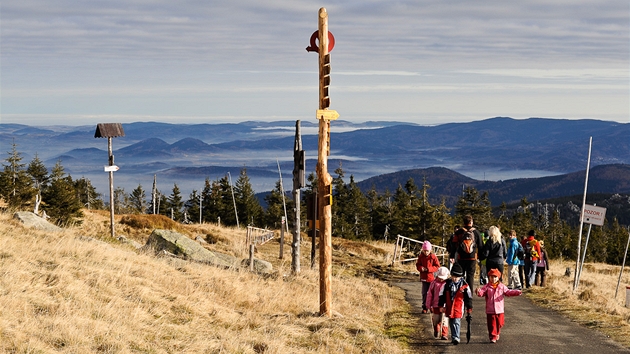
[
  {"left": 228, "top": 172, "right": 239, "bottom": 228},
  {"left": 573, "top": 137, "right": 592, "bottom": 291},
  {"left": 615, "top": 226, "right": 630, "bottom": 298},
  {"left": 576, "top": 223, "right": 593, "bottom": 289},
  {"left": 277, "top": 159, "right": 290, "bottom": 234}
]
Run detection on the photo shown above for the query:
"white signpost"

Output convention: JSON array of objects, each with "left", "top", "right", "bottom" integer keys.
[
  {"left": 104, "top": 165, "right": 120, "bottom": 172},
  {"left": 581, "top": 204, "right": 607, "bottom": 226}
]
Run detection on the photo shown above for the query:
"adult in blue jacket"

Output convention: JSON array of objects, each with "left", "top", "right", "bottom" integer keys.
[{"left": 505, "top": 230, "right": 523, "bottom": 289}]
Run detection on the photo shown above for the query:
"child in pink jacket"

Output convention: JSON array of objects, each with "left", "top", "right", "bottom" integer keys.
[
  {"left": 425, "top": 266, "right": 450, "bottom": 340},
  {"left": 476, "top": 268, "right": 522, "bottom": 343}
]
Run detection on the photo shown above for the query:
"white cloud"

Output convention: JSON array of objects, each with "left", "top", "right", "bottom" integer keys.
[{"left": 1, "top": 1, "right": 628, "bottom": 125}]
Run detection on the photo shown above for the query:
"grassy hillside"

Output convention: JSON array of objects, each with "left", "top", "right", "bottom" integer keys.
[{"left": 0, "top": 210, "right": 415, "bottom": 353}]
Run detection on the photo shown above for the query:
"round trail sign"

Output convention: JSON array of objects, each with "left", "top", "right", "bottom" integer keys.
[{"left": 306, "top": 30, "right": 335, "bottom": 53}]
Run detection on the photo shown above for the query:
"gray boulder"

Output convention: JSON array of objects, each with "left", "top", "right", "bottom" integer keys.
[
  {"left": 241, "top": 258, "right": 274, "bottom": 274},
  {"left": 145, "top": 229, "right": 237, "bottom": 268},
  {"left": 13, "top": 211, "right": 62, "bottom": 232}
]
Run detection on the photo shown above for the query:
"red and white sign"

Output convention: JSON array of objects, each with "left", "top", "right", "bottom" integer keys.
[{"left": 581, "top": 204, "right": 607, "bottom": 226}]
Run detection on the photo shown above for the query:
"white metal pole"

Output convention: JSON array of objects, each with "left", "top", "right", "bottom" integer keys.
[
  {"left": 228, "top": 172, "right": 239, "bottom": 228},
  {"left": 277, "top": 159, "right": 290, "bottom": 234},
  {"left": 573, "top": 136, "right": 592, "bottom": 291},
  {"left": 615, "top": 226, "right": 630, "bottom": 298},
  {"left": 576, "top": 223, "right": 593, "bottom": 290}
]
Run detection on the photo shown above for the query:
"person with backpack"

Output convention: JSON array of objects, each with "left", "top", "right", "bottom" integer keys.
[
  {"left": 449, "top": 215, "right": 483, "bottom": 289},
  {"left": 416, "top": 241, "right": 441, "bottom": 313},
  {"left": 438, "top": 263, "right": 473, "bottom": 345},
  {"left": 535, "top": 240, "right": 550, "bottom": 287},
  {"left": 446, "top": 225, "right": 460, "bottom": 271},
  {"left": 505, "top": 230, "right": 523, "bottom": 289},
  {"left": 479, "top": 226, "right": 507, "bottom": 280},
  {"left": 521, "top": 230, "right": 542, "bottom": 288}
]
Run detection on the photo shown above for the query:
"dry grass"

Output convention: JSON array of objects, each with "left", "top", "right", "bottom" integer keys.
[
  {"left": 526, "top": 259, "right": 630, "bottom": 348},
  {"left": 0, "top": 210, "right": 413, "bottom": 353}
]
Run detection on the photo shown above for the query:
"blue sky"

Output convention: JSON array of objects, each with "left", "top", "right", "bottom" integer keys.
[{"left": 2, "top": 0, "right": 629, "bottom": 126}]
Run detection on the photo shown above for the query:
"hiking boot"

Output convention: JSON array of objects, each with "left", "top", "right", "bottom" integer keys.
[{"left": 452, "top": 339, "right": 460, "bottom": 345}]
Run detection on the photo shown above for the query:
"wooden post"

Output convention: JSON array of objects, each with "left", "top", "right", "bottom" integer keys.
[
  {"left": 311, "top": 190, "right": 318, "bottom": 269},
  {"left": 279, "top": 217, "right": 285, "bottom": 259},
  {"left": 292, "top": 120, "right": 304, "bottom": 274},
  {"left": 249, "top": 244, "right": 255, "bottom": 272},
  {"left": 108, "top": 137, "right": 115, "bottom": 239},
  {"left": 316, "top": 7, "right": 333, "bottom": 317}
]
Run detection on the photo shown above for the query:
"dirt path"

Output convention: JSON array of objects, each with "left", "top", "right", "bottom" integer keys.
[{"left": 394, "top": 280, "right": 630, "bottom": 353}]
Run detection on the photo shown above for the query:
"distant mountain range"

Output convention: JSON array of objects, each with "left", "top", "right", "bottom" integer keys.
[
  {"left": 1, "top": 117, "right": 628, "bottom": 200},
  {"left": 357, "top": 164, "right": 630, "bottom": 207}
]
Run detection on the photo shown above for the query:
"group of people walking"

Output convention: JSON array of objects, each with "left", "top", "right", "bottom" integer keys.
[{"left": 415, "top": 215, "right": 549, "bottom": 345}]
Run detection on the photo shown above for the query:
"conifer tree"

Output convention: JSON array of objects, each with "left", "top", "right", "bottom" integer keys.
[
  {"left": 605, "top": 218, "right": 628, "bottom": 265},
  {"left": 511, "top": 197, "right": 535, "bottom": 235},
  {"left": 129, "top": 184, "right": 148, "bottom": 214},
  {"left": 41, "top": 161, "right": 83, "bottom": 225},
  {"left": 264, "top": 180, "right": 289, "bottom": 229},
  {"left": 417, "top": 178, "right": 436, "bottom": 241},
  {"left": 0, "top": 142, "right": 35, "bottom": 209},
  {"left": 390, "top": 179, "right": 422, "bottom": 239},
  {"left": 166, "top": 183, "right": 184, "bottom": 221},
  {"left": 331, "top": 165, "right": 351, "bottom": 238},
  {"left": 431, "top": 198, "right": 452, "bottom": 247},
  {"left": 27, "top": 154, "right": 49, "bottom": 214},
  {"left": 74, "top": 177, "right": 104, "bottom": 210},
  {"left": 454, "top": 186, "right": 493, "bottom": 230},
  {"left": 343, "top": 175, "right": 371, "bottom": 240},
  {"left": 235, "top": 168, "right": 264, "bottom": 227},
  {"left": 113, "top": 187, "right": 132, "bottom": 214},
  {"left": 367, "top": 187, "right": 394, "bottom": 241},
  {"left": 184, "top": 190, "right": 201, "bottom": 223},
  {"left": 201, "top": 177, "right": 230, "bottom": 225}
]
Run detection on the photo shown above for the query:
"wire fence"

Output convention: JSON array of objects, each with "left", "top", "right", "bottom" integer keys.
[{"left": 391, "top": 234, "right": 449, "bottom": 266}]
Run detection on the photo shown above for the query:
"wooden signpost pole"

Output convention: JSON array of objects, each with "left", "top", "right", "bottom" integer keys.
[
  {"left": 316, "top": 7, "right": 333, "bottom": 317},
  {"left": 94, "top": 123, "right": 124, "bottom": 240}
]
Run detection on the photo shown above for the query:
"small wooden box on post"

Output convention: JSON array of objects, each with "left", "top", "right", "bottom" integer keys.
[
  {"left": 94, "top": 123, "right": 125, "bottom": 239},
  {"left": 306, "top": 7, "right": 337, "bottom": 317}
]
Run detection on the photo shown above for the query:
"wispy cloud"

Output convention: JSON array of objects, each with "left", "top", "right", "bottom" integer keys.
[{"left": 1, "top": 1, "right": 628, "bottom": 125}]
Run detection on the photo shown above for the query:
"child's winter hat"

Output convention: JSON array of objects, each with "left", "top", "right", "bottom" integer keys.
[
  {"left": 436, "top": 266, "right": 450, "bottom": 280},
  {"left": 422, "top": 241, "right": 432, "bottom": 251},
  {"left": 487, "top": 268, "right": 501, "bottom": 278},
  {"left": 451, "top": 263, "right": 464, "bottom": 277}
]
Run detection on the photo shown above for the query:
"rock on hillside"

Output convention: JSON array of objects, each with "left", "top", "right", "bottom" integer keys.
[
  {"left": 13, "top": 211, "right": 62, "bottom": 232},
  {"left": 144, "top": 229, "right": 273, "bottom": 274}
]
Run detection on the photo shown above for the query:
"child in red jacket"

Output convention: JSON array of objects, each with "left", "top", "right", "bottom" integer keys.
[
  {"left": 438, "top": 263, "right": 473, "bottom": 345},
  {"left": 416, "top": 241, "right": 441, "bottom": 313},
  {"left": 476, "top": 268, "right": 522, "bottom": 343}
]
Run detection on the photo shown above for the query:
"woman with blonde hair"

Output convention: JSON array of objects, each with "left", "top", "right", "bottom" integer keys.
[{"left": 479, "top": 226, "right": 507, "bottom": 280}]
